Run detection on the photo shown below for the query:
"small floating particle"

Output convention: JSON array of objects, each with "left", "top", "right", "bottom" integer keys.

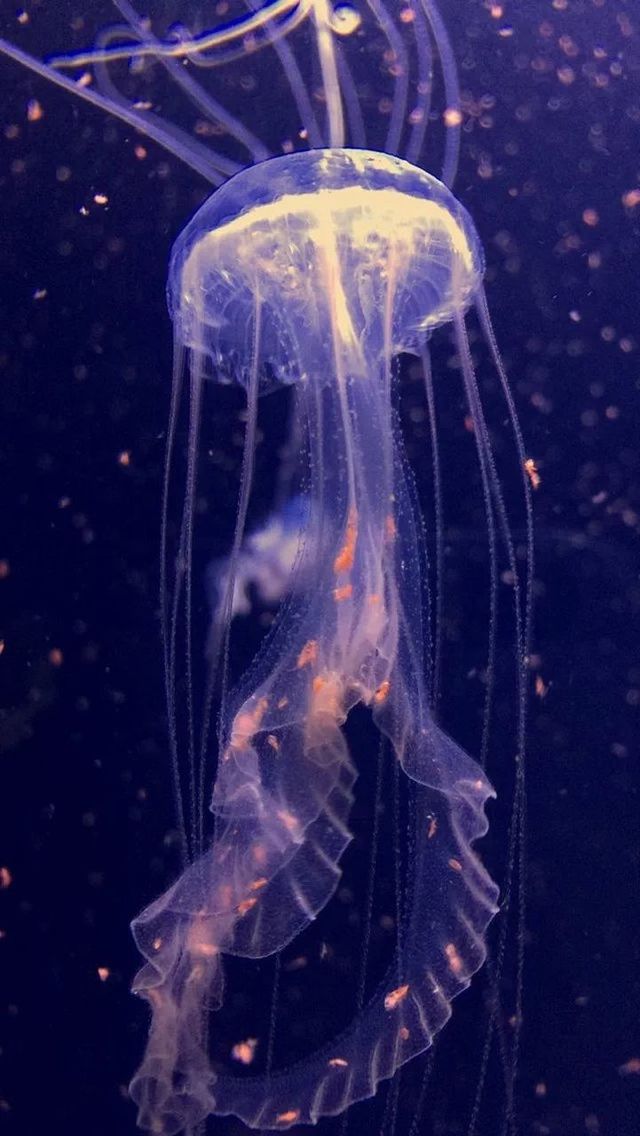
[
  {"left": 275, "top": 1110, "right": 300, "bottom": 1126},
  {"left": 445, "top": 942, "right": 464, "bottom": 977},
  {"left": 618, "top": 1057, "right": 640, "bottom": 1076},
  {"left": 535, "top": 674, "right": 549, "bottom": 699},
  {"left": 524, "top": 456, "right": 541, "bottom": 489},
  {"left": 384, "top": 984, "right": 409, "bottom": 1011},
  {"left": 231, "top": 1037, "right": 257, "bottom": 1066},
  {"left": 374, "top": 679, "right": 390, "bottom": 703},
  {"left": 27, "top": 98, "right": 43, "bottom": 122},
  {"left": 443, "top": 107, "right": 463, "bottom": 128},
  {"left": 236, "top": 897, "right": 258, "bottom": 917}
]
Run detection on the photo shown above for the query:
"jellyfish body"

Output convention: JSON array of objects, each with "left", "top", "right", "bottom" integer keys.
[
  {"left": 129, "top": 149, "right": 500, "bottom": 1134},
  {"left": 0, "top": 6, "right": 533, "bottom": 1133}
]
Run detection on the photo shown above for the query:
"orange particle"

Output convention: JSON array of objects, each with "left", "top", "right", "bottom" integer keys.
[
  {"left": 0, "top": 560, "right": 10, "bottom": 580},
  {"left": 384, "top": 514, "right": 397, "bottom": 541},
  {"left": 368, "top": 593, "right": 381, "bottom": 605},
  {"left": 333, "top": 584, "right": 353, "bottom": 602},
  {"left": 277, "top": 696, "right": 289, "bottom": 710},
  {"left": 152, "top": 937, "right": 163, "bottom": 952},
  {"left": 384, "top": 984, "right": 409, "bottom": 1011},
  {"left": 117, "top": 450, "right": 131, "bottom": 467},
  {"left": 399, "top": 1026, "right": 410, "bottom": 1040},
  {"left": 448, "top": 857, "right": 463, "bottom": 873},
  {"left": 93, "top": 192, "right": 109, "bottom": 206},
  {"left": 619, "top": 1057, "right": 640, "bottom": 1076},
  {"left": 312, "top": 675, "right": 326, "bottom": 694},
  {"left": 582, "top": 208, "right": 599, "bottom": 227},
  {"left": 0, "top": 867, "right": 13, "bottom": 889},
  {"left": 445, "top": 942, "right": 464, "bottom": 977},
  {"left": 427, "top": 816, "right": 438, "bottom": 839},
  {"left": 267, "top": 734, "right": 280, "bottom": 752},
  {"left": 27, "top": 99, "right": 43, "bottom": 123},
  {"left": 249, "top": 877, "right": 268, "bottom": 892},
  {"left": 231, "top": 1037, "right": 257, "bottom": 1065},
  {"left": 48, "top": 648, "right": 63, "bottom": 667},
  {"left": 374, "top": 679, "right": 391, "bottom": 704},
  {"left": 443, "top": 107, "right": 463, "bottom": 128},
  {"left": 524, "top": 457, "right": 541, "bottom": 489},
  {"left": 622, "top": 189, "right": 640, "bottom": 209},
  {"left": 296, "top": 640, "right": 318, "bottom": 668},
  {"left": 97, "top": 967, "right": 110, "bottom": 982},
  {"left": 535, "top": 675, "right": 549, "bottom": 699},
  {"left": 284, "top": 955, "right": 308, "bottom": 972},
  {"left": 333, "top": 509, "right": 357, "bottom": 574},
  {"left": 252, "top": 843, "right": 267, "bottom": 867},
  {"left": 328, "top": 1057, "right": 349, "bottom": 1068},
  {"left": 275, "top": 1111, "right": 300, "bottom": 1125},
  {"left": 237, "top": 897, "right": 258, "bottom": 917},
  {"left": 0, "top": 641, "right": 4, "bottom": 657}
]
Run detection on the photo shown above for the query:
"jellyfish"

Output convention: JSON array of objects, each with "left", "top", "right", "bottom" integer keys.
[{"left": 0, "top": 4, "right": 532, "bottom": 1134}]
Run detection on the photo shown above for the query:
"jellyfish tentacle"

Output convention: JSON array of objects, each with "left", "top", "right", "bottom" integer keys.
[
  {"left": 419, "top": 0, "right": 461, "bottom": 187},
  {"left": 111, "top": 0, "right": 271, "bottom": 164},
  {"left": 129, "top": 662, "right": 359, "bottom": 1134},
  {"left": 208, "top": 692, "right": 498, "bottom": 1130},
  {"left": 367, "top": 0, "right": 410, "bottom": 158},
  {"left": 404, "top": 1, "right": 434, "bottom": 166}
]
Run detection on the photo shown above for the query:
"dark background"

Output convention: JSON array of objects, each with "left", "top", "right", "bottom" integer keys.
[{"left": 0, "top": 2, "right": 639, "bottom": 1134}]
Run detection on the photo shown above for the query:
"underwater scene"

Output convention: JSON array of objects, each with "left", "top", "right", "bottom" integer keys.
[{"left": 0, "top": 3, "right": 638, "bottom": 1136}]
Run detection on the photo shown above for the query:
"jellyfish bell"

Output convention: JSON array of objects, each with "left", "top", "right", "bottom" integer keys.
[{"left": 169, "top": 148, "right": 484, "bottom": 394}]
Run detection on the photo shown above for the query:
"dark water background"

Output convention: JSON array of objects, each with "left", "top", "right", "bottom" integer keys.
[{"left": 0, "top": 2, "right": 639, "bottom": 1134}]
